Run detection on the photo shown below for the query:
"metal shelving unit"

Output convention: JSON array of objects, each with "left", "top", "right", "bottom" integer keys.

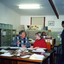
[{"left": 0, "top": 29, "right": 16, "bottom": 46}]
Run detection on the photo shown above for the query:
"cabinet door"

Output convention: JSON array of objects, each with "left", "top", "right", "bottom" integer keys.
[
  {"left": 12, "top": 30, "right": 16, "bottom": 35},
  {"left": 2, "top": 29, "right": 7, "bottom": 36},
  {"left": 6, "top": 30, "right": 12, "bottom": 35},
  {"left": 1, "top": 36, "right": 7, "bottom": 42},
  {"left": 7, "top": 41, "right": 12, "bottom": 46},
  {"left": 6, "top": 35, "right": 12, "bottom": 46},
  {"left": 7, "top": 35, "right": 12, "bottom": 41},
  {"left": 1, "top": 42, "right": 7, "bottom": 46}
]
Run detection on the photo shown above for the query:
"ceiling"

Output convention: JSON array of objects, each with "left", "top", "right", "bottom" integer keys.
[
  {"left": 0, "top": 0, "right": 64, "bottom": 17},
  {"left": 53, "top": 0, "right": 64, "bottom": 15}
]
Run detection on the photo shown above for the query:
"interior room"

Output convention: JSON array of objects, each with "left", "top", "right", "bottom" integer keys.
[{"left": 0, "top": 0, "right": 64, "bottom": 64}]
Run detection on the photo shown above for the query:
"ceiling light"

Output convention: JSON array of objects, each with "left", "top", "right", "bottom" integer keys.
[{"left": 19, "top": 4, "right": 40, "bottom": 9}]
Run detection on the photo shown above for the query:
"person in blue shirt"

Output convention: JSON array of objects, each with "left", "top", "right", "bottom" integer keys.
[{"left": 10, "top": 30, "right": 31, "bottom": 48}]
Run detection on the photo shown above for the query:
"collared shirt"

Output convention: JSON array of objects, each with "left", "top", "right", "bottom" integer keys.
[{"left": 10, "top": 36, "right": 31, "bottom": 48}]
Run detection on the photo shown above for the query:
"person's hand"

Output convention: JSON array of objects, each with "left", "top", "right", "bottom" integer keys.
[
  {"left": 17, "top": 41, "right": 20, "bottom": 44},
  {"left": 22, "top": 44, "right": 26, "bottom": 48},
  {"left": 34, "top": 47, "right": 39, "bottom": 49},
  {"left": 30, "top": 46, "right": 33, "bottom": 48}
]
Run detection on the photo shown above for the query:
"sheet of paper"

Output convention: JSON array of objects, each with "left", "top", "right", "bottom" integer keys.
[
  {"left": 0, "top": 46, "right": 9, "bottom": 49},
  {"left": 10, "top": 47, "right": 19, "bottom": 49},
  {"left": 27, "top": 48, "right": 33, "bottom": 50},
  {"left": 45, "top": 39, "right": 52, "bottom": 45},
  {"left": 50, "top": 40, "right": 52, "bottom": 45},
  {"left": 0, "top": 49, "right": 8, "bottom": 53},
  {"left": 32, "top": 48, "right": 45, "bottom": 52},
  {"left": 30, "top": 54, "right": 44, "bottom": 60},
  {"left": 46, "top": 53, "right": 51, "bottom": 56},
  {"left": 21, "top": 55, "right": 30, "bottom": 58},
  {"left": 0, "top": 53, "right": 13, "bottom": 57}
]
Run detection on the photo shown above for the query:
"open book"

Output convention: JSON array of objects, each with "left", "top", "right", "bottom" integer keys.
[{"left": 29, "top": 54, "right": 45, "bottom": 60}]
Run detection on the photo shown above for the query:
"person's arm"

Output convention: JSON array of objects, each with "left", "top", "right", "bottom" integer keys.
[
  {"left": 33, "top": 41, "right": 36, "bottom": 48},
  {"left": 10, "top": 36, "right": 20, "bottom": 47},
  {"left": 26, "top": 38, "right": 31, "bottom": 48},
  {"left": 10, "top": 37, "right": 17, "bottom": 46}
]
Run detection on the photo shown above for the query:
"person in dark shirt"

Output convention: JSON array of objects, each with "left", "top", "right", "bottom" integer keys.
[
  {"left": 41, "top": 32, "right": 47, "bottom": 39},
  {"left": 61, "top": 21, "right": 64, "bottom": 57},
  {"left": 10, "top": 30, "right": 30, "bottom": 48}
]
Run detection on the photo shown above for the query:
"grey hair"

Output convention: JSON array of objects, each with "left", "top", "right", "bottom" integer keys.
[{"left": 35, "top": 32, "right": 42, "bottom": 38}]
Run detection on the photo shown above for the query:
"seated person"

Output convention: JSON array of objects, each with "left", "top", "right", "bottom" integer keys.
[
  {"left": 41, "top": 32, "right": 52, "bottom": 39},
  {"left": 41, "top": 32, "right": 47, "bottom": 39},
  {"left": 31, "top": 32, "right": 47, "bottom": 48},
  {"left": 10, "top": 30, "right": 31, "bottom": 48}
]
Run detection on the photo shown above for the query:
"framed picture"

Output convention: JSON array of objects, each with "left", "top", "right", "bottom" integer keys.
[{"left": 48, "top": 21, "right": 54, "bottom": 26}]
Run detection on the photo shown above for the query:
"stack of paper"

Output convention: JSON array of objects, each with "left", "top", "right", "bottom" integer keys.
[
  {"left": 32, "top": 48, "right": 45, "bottom": 52},
  {"left": 0, "top": 53, "right": 13, "bottom": 57},
  {"left": 0, "top": 46, "right": 9, "bottom": 49},
  {"left": 30, "top": 54, "right": 44, "bottom": 60},
  {"left": 21, "top": 55, "right": 30, "bottom": 58},
  {"left": 0, "top": 49, "right": 8, "bottom": 53}
]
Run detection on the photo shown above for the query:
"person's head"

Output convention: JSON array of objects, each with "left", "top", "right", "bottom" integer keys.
[
  {"left": 42, "top": 32, "right": 46, "bottom": 36},
  {"left": 35, "top": 32, "right": 42, "bottom": 39},
  {"left": 62, "top": 21, "right": 64, "bottom": 27},
  {"left": 19, "top": 30, "right": 26, "bottom": 39}
]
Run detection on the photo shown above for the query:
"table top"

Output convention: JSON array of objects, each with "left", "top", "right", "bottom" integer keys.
[
  {"left": 0, "top": 47, "right": 55, "bottom": 63},
  {"left": 54, "top": 43, "right": 62, "bottom": 47}
]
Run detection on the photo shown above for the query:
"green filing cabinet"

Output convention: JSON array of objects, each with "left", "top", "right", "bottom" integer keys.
[
  {"left": 0, "top": 29, "right": 7, "bottom": 46},
  {"left": 0, "top": 29, "right": 16, "bottom": 46},
  {"left": 11, "top": 29, "right": 16, "bottom": 41}
]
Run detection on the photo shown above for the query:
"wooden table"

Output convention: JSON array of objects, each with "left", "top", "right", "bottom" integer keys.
[
  {"left": 0, "top": 49, "right": 55, "bottom": 64},
  {"left": 54, "top": 44, "right": 62, "bottom": 55}
]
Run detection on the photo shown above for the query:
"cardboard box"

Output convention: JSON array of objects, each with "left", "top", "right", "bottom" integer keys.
[{"left": 48, "top": 30, "right": 51, "bottom": 32}]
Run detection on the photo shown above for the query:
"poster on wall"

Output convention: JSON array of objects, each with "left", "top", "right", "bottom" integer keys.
[
  {"left": 48, "top": 21, "right": 54, "bottom": 26},
  {"left": 29, "top": 17, "right": 45, "bottom": 30}
]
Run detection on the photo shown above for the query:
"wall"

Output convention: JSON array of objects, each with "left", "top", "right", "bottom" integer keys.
[
  {"left": 0, "top": 3, "right": 21, "bottom": 29},
  {"left": 0, "top": 2, "right": 63, "bottom": 31},
  {"left": 20, "top": 15, "right": 63, "bottom": 31}
]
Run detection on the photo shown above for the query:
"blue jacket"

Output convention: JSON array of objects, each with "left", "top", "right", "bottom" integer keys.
[{"left": 10, "top": 36, "right": 31, "bottom": 48}]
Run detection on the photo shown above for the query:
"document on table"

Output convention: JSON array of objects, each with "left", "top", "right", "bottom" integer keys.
[
  {"left": 0, "top": 49, "right": 8, "bottom": 53},
  {"left": 10, "top": 47, "right": 19, "bottom": 49},
  {"left": 46, "top": 53, "right": 51, "bottom": 56},
  {"left": 0, "top": 53, "right": 13, "bottom": 57},
  {"left": 29, "top": 54, "right": 45, "bottom": 60},
  {"left": 21, "top": 55, "right": 30, "bottom": 58},
  {"left": 0, "top": 46, "right": 9, "bottom": 49},
  {"left": 32, "top": 48, "right": 45, "bottom": 52}
]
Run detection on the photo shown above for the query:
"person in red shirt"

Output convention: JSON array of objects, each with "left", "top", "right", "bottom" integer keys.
[{"left": 33, "top": 32, "right": 47, "bottom": 48}]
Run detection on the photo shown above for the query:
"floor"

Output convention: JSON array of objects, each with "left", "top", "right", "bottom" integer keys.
[{"left": 54, "top": 55, "right": 64, "bottom": 64}]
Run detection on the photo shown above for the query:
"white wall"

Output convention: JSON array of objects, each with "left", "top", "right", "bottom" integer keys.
[
  {"left": 0, "top": 2, "right": 63, "bottom": 31},
  {"left": 0, "top": 3, "right": 21, "bottom": 29},
  {"left": 20, "top": 15, "right": 64, "bottom": 31}
]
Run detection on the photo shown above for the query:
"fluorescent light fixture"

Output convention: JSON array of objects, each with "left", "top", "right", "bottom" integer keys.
[{"left": 19, "top": 4, "right": 40, "bottom": 9}]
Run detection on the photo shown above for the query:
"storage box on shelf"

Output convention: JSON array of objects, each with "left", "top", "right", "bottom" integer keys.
[{"left": 0, "top": 23, "right": 13, "bottom": 29}]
